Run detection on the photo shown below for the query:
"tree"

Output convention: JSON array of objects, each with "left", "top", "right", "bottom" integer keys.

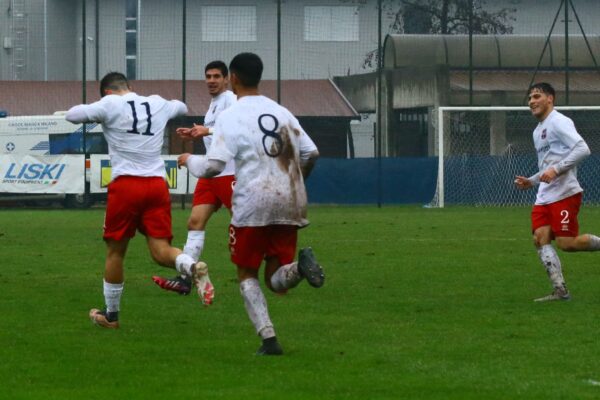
[{"left": 360, "top": 0, "right": 517, "bottom": 68}]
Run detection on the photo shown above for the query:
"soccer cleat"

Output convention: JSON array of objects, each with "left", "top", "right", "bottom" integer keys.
[
  {"left": 534, "top": 289, "right": 571, "bottom": 302},
  {"left": 192, "top": 262, "right": 214, "bottom": 306},
  {"left": 89, "top": 308, "right": 120, "bottom": 329},
  {"left": 152, "top": 275, "right": 192, "bottom": 295},
  {"left": 298, "top": 247, "right": 325, "bottom": 288},
  {"left": 256, "top": 337, "right": 284, "bottom": 356}
]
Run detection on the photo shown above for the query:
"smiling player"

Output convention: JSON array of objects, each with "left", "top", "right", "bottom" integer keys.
[{"left": 515, "top": 82, "right": 600, "bottom": 301}]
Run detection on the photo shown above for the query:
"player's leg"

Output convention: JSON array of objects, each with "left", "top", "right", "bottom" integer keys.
[
  {"left": 551, "top": 193, "right": 598, "bottom": 252},
  {"left": 231, "top": 225, "right": 283, "bottom": 355},
  {"left": 146, "top": 236, "right": 213, "bottom": 305},
  {"left": 532, "top": 203, "right": 569, "bottom": 302},
  {"left": 267, "top": 226, "right": 325, "bottom": 293},
  {"left": 90, "top": 176, "right": 137, "bottom": 328},
  {"left": 142, "top": 177, "right": 213, "bottom": 305},
  {"left": 152, "top": 178, "right": 218, "bottom": 294},
  {"left": 556, "top": 234, "right": 600, "bottom": 252},
  {"left": 89, "top": 238, "right": 128, "bottom": 328}
]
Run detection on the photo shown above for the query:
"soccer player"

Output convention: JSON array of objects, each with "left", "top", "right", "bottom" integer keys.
[
  {"left": 65, "top": 72, "right": 214, "bottom": 328},
  {"left": 152, "top": 60, "right": 236, "bottom": 295},
  {"left": 515, "top": 82, "right": 600, "bottom": 301},
  {"left": 179, "top": 53, "right": 324, "bottom": 355}
]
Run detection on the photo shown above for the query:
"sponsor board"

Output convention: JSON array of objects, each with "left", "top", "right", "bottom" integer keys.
[
  {"left": 89, "top": 155, "right": 189, "bottom": 194},
  {"left": 0, "top": 154, "right": 85, "bottom": 193}
]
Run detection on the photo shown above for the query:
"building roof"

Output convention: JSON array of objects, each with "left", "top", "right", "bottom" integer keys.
[
  {"left": 385, "top": 34, "right": 600, "bottom": 69},
  {"left": 0, "top": 79, "right": 359, "bottom": 118},
  {"left": 450, "top": 70, "right": 600, "bottom": 92}
]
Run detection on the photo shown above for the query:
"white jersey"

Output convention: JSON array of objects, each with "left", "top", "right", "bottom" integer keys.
[
  {"left": 208, "top": 95, "right": 318, "bottom": 227},
  {"left": 202, "top": 90, "right": 236, "bottom": 177},
  {"left": 66, "top": 92, "right": 187, "bottom": 180},
  {"left": 533, "top": 110, "right": 587, "bottom": 205}
]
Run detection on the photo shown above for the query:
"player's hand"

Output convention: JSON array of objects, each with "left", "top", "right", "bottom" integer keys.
[
  {"left": 189, "top": 124, "right": 210, "bottom": 138},
  {"left": 540, "top": 167, "right": 558, "bottom": 183},
  {"left": 177, "top": 153, "right": 191, "bottom": 168},
  {"left": 176, "top": 127, "right": 194, "bottom": 140},
  {"left": 514, "top": 175, "right": 533, "bottom": 190}
]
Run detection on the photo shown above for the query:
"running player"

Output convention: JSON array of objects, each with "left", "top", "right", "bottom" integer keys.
[
  {"left": 179, "top": 53, "right": 323, "bottom": 355},
  {"left": 65, "top": 72, "right": 214, "bottom": 328},
  {"left": 515, "top": 82, "right": 600, "bottom": 301},
  {"left": 152, "top": 60, "right": 236, "bottom": 295}
]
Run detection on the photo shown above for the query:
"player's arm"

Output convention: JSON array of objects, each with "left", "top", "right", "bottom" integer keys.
[
  {"left": 295, "top": 118, "right": 319, "bottom": 179},
  {"left": 178, "top": 154, "right": 225, "bottom": 178},
  {"left": 65, "top": 99, "right": 108, "bottom": 124},
  {"left": 541, "top": 118, "right": 591, "bottom": 182},
  {"left": 514, "top": 173, "right": 538, "bottom": 190}
]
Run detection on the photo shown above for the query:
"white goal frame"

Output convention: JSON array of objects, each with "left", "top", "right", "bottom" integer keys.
[{"left": 435, "top": 106, "right": 600, "bottom": 208}]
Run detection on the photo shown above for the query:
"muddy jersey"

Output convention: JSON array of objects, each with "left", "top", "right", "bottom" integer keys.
[
  {"left": 66, "top": 92, "right": 187, "bottom": 180},
  {"left": 533, "top": 110, "right": 587, "bottom": 205},
  {"left": 202, "top": 90, "right": 236, "bottom": 177},
  {"left": 208, "top": 95, "right": 317, "bottom": 227}
]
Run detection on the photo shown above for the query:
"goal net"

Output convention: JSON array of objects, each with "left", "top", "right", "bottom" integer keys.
[{"left": 430, "top": 106, "right": 600, "bottom": 207}]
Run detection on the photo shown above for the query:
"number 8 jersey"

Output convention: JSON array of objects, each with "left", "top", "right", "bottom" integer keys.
[
  {"left": 208, "top": 95, "right": 318, "bottom": 227},
  {"left": 66, "top": 92, "right": 187, "bottom": 180}
]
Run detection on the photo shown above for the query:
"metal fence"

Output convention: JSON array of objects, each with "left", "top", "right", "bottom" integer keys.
[{"left": 2, "top": 0, "right": 600, "bottom": 205}]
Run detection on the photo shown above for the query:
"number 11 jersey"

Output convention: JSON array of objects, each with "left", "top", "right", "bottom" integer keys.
[
  {"left": 208, "top": 95, "right": 317, "bottom": 227},
  {"left": 67, "top": 92, "right": 187, "bottom": 180}
]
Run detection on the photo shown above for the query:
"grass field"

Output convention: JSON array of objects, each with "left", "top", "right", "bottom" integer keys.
[{"left": 1, "top": 205, "right": 600, "bottom": 399}]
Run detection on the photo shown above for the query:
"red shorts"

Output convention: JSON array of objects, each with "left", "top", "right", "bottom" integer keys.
[
  {"left": 192, "top": 175, "right": 235, "bottom": 210},
  {"left": 228, "top": 225, "right": 298, "bottom": 269},
  {"left": 531, "top": 192, "right": 582, "bottom": 237},
  {"left": 103, "top": 176, "right": 172, "bottom": 242}
]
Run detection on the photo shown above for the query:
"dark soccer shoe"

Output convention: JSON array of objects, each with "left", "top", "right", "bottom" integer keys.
[
  {"left": 298, "top": 247, "right": 325, "bottom": 288},
  {"left": 256, "top": 337, "right": 284, "bottom": 356},
  {"left": 152, "top": 275, "right": 192, "bottom": 295}
]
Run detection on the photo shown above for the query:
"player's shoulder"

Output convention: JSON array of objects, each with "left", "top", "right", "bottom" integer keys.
[
  {"left": 224, "top": 90, "right": 237, "bottom": 102},
  {"left": 548, "top": 110, "right": 575, "bottom": 129}
]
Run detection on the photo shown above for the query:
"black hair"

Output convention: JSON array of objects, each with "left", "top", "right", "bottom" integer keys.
[
  {"left": 229, "top": 53, "right": 263, "bottom": 88},
  {"left": 100, "top": 72, "right": 130, "bottom": 97},
  {"left": 205, "top": 60, "right": 228, "bottom": 77},
  {"left": 528, "top": 82, "right": 556, "bottom": 98}
]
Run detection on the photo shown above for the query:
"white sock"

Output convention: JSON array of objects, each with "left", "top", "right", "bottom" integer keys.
[
  {"left": 270, "top": 262, "right": 302, "bottom": 292},
  {"left": 175, "top": 253, "right": 195, "bottom": 277},
  {"left": 184, "top": 230, "right": 205, "bottom": 261},
  {"left": 538, "top": 245, "right": 567, "bottom": 291},
  {"left": 240, "top": 278, "right": 275, "bottom": 339},
  {"left": 587, "top": 234, "right": 600, "bottom": 250},
  {"left": 103, "top": 280, "right": 124, "bottom": 313}
]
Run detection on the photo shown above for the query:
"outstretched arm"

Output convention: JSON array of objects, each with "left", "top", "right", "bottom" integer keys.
[{"left": 178, "top": 154, "right": 225, "bottom": 178}]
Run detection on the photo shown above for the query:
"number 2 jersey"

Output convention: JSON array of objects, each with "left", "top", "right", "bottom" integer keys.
[
  {"left": 208, "top": 95, "right": 318, "bottom": 227},
  {"left": 66, "top": 92, "right": 187, "bottom": 180},
  {"left": 532, "top": 109, "right": 590, "bottom": 205}
]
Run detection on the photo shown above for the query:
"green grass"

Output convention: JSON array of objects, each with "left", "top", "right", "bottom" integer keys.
[{"left": 2, "top": 205, "right": 600, "bottom": 399}]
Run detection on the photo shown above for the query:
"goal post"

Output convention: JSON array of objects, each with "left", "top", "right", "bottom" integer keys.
[{"left": 431, "top": 106, "right": 600, "bottom": 207}]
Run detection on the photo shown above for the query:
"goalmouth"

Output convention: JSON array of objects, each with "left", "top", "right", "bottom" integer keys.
[{"left": 431, "top": 106, "right": 600, "bottom": 208}]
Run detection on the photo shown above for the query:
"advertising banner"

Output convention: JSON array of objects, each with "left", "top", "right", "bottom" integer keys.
[
  {"left": 89, "top": 155, "right": 189, "bottom": 194},
  {"left": 0, "top": 154, "right": 85, "bottom": 193}
]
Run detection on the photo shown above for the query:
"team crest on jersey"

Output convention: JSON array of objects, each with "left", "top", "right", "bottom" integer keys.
[{"left": 541, "top": 129, "right": 547, "bottom": 139}]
